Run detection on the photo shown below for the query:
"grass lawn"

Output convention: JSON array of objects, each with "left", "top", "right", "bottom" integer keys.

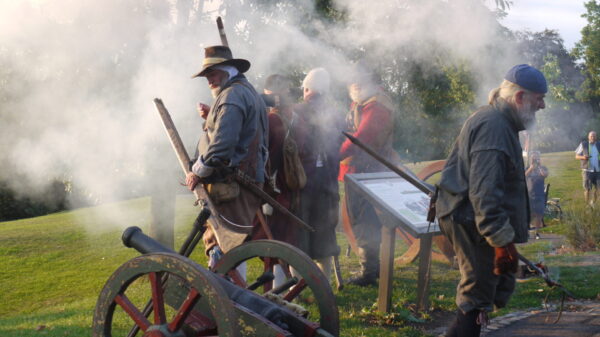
[{"left": 0, "top": 151, "right": 598, "bottom": 336}]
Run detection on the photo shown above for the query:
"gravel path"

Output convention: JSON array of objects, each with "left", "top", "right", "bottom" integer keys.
[
  {"left": 483, "top": 300, "right": 600, "bottom": 337},
  {"left": 428, "top": 301, "right": 600, "bottom": 337}
]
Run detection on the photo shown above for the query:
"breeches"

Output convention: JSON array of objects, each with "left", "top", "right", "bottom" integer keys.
[
  {"left": 439, "top": 216, "right": 516, "bottom": 313},
  {"left": 344, "top": 185, "right": 382, "bottom": 251}
]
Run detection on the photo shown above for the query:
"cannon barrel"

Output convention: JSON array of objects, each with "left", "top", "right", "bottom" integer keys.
[
  {"left": 121, "top": 226, "right": 294, "bottom": 332},
  {"left": 122, "top": 226, "right": 174, "bottom": 254}
]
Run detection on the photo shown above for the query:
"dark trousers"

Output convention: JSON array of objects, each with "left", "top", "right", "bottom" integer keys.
[{"left": 439, "top": 216, "right": 516, "bottom": 313}]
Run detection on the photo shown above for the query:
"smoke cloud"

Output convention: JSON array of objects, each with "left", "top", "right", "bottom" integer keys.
[{"left": 0, "top": 0, "right": 583, "bottom": 228}]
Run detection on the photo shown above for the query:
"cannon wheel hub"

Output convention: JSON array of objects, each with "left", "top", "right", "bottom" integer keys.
[{"left": 142, "top": 325, "right": 185, "bottom": 337}]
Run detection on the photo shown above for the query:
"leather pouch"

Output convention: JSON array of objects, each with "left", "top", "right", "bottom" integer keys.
[{"left": 207, "top": 181, "right": 240, "bottom": 204}]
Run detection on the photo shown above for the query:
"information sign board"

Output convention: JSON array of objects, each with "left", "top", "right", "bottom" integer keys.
[{"left": 344, "top": 171, "right": 440, "bottom": 237}]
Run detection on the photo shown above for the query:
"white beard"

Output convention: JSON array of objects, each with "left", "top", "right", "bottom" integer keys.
[
  {"left": 518, "top": 101, "right": 537, "bottom": 130},
  {"left": 210, "top": 74, "right": 230, "bottom": 98},
  {"left": 211, "top": 87, "right": 221, "bottom": 99}
]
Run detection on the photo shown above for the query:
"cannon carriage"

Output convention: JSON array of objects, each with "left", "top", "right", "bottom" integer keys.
[
  {"left": 92, "top": 208, "right": 339, "bottom": 337},
  {"left": 92, "top": 99, "right": 338, "bottom": 336}
]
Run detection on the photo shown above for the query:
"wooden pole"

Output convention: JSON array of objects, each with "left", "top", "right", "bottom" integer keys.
[{"left": 149, "top": 152, "right": 176, "bottom": 249}]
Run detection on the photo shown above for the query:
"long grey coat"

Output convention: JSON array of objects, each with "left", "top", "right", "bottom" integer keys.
[{"left": 198, "top": 74, "right": 268, "bottom": 183}]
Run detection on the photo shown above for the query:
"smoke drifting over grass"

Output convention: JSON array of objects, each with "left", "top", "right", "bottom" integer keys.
[{"left": 0, "top": 0, "right": 577, "bottom": 225}]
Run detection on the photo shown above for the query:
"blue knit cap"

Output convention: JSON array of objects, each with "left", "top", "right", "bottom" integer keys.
[{"left": 504, "top": 64, "right": 547, "bottom": 93}]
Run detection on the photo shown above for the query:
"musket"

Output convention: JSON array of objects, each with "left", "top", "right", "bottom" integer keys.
[
  {"left": 234, "top": 169, "right": 315, "bottom": 232},
  {"left": 342, "top": 131, "right": 434, "bottom": 195},
  {"left": 154, "top": 98, "right": 219, "bottom": 216},
  {"left": 518, "top": 253, "right": 576, "bottom": 299},
  {"left": 154, "top": 98, "right": 314, "bottom": 233},
  {"left": 216, "top": 16, "right": 229, "bottom": 47}
]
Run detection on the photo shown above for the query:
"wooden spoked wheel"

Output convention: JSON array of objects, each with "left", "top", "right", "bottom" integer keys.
[
  {"left": 92, "top": 252, "right": 238, "bottom": 337},
  {"left": 214, "top": 240, "right": 339, "bottom": 337}
]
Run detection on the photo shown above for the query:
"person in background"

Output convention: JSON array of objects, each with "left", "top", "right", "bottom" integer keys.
[
  {"left": 575, "top": 131, "right": 600, "bottom": 206},
  {"left": 295, "top": 67, "right": 344, "bottom": 281},
  {"left": 254, "top": 74, "right": 308, "bottom": 286},
  {"left": 256, "top": 74, "right": 307, "bottom": 246},
  {"left": 525, "top": 151, "right": 548, "bottom": 239},
  {"left": 339, "top": 61, "right": 395, "bottom": 286},
  {"left": 436, "top": 64, "right": 546, "bottom": 336}
]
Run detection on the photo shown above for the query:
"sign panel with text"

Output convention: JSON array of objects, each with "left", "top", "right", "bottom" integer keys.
[{"left": 345, "top": 171, "right": 440, "bottom": 237}]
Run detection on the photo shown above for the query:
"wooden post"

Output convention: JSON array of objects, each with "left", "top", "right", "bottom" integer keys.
[
  {"left": 149, "top": 154, "right": 177, "bottom": 249},
  {"left": 150, "top": 189, "right": 175, "bottom": 249},
  {"left": 377, "top": 225, "right": 396, "bottom": 312},
  {"left": 416, "top": 233, "right": 433, "bottom": 311}
]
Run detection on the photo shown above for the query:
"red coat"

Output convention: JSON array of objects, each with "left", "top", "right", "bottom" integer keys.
[
  {"left": 339, "top": 92, "right": 394, "bottom": 180},
  {"left": 252, "top": 107, "right": 308, "bottom": 246}
]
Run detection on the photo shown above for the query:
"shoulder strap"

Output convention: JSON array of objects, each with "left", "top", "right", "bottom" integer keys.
[{"left": 284, "top": 112, "right": 296, "bottom": 140}]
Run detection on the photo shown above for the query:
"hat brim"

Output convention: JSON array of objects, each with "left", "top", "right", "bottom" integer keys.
[{"left": 192, "top": 58, "right": 251, "bottom": 78}]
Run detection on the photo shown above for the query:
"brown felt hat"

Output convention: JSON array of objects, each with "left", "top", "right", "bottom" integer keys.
[{"left": 192, "top": 45, "right": 251, "bottom": 78}]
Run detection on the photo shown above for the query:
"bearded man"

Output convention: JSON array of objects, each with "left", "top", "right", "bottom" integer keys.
[
  {"left": 186, "top": 46, "right": 268, "bottom": 268},
  {"left": 339, "top": 62, "right": 395, "bottom": 286},
  {"left": 436, "top": 64, "right": 546, "bottom": 337}
]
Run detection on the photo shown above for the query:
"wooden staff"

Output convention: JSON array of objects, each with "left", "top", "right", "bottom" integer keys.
[{"left": 216, "top": 16, "right": 229, "bottom": 47}]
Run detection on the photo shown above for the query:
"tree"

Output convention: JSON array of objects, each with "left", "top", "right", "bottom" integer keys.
[
  {"left": 514, "top": 29, "right": 591, "bottom": 152},
  {"left": 573, "top": 0, "right": 600, "bottom": 113}
]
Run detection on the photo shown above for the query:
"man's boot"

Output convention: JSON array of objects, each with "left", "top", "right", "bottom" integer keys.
[
  {"left": 445, "top": 309, "right": 484, "bottom": 337},
  {"left": 347, "top": 247, "right": 379, "bottom": 286}
]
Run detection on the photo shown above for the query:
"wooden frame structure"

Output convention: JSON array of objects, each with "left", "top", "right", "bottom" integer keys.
[{"left": 342, "top": 161, "right": 454, "bottom": 312}]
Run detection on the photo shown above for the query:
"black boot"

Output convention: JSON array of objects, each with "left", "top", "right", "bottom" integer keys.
[
  {"left": 444, "top": 309, "right": 482, "bottom": 337},
  {"left": 346, "top": 271, "right": 378, "bottom": 286},
  {"left": 347, "top": 248, "right": 379, "bottom": 287}
]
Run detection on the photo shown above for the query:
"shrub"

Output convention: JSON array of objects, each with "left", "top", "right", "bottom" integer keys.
[
  {"left": 562, "top": 204, "right": 600, "bottom": 251},
  {"left": 0, "top": 180, "right": 68, "bottom": 221}
]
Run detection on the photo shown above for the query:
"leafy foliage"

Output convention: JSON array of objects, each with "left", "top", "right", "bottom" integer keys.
[
  {"left": 512, "top": 29, "right": 592, "bottom": 152},
  {"left": 562, "top": 204, "right": 600, "bottom": 250},
  {"left": 0, "top": 180, "right": 68, "bottom": 221},
  {"left": 573, "top": 0, "right": 600, "bottom": 112},
  {"left": 391, "top": 59, "right": 476, "bottom": 161}
]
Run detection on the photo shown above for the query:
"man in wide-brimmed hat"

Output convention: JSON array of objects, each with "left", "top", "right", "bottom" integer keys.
[{"left": 186, "top": 45, "right": 268, "bottom": 268}]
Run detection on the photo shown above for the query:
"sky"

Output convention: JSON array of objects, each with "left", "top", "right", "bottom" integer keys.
[{"left": 499, "top": 0, "right": 587, "bottom": 49}]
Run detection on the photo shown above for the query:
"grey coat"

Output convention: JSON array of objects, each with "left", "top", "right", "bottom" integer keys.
[
  {"left": 198, "top": 74, "right": 268, "bottom": 182},
  {"left": 436, "top": 99, "right": 530, "bottom": 247}
]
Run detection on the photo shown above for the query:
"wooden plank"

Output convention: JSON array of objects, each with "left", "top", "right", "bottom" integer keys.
[
  {"left": 377, "top": 225, "right": 396, "bottom": 313},
  {"left": 416, "top": 233, "right": 433, "bottom": 311}
]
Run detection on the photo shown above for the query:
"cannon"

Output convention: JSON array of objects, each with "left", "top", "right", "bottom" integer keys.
[{"left": 92, "top": 208, "right": 339, "bottom": 337}]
